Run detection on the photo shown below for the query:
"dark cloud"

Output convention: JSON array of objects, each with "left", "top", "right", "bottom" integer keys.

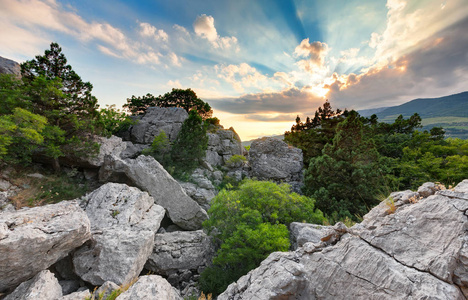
[
  {"left": 210, "top": 87, "right": 324, "bottom": 114},
  {"left": 329, "top": 17, "right": 468, "bottom": 109}
]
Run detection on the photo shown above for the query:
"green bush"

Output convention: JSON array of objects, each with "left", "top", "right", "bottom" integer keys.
[
  {"left": 142, "top": 131, "right": 171, "bottom": 163},
  {"left": 200, "top": 179, "right": 325, "bottom": 295},
  {"left": 224, "top": 154, "right": 246, "bottom": 168}
]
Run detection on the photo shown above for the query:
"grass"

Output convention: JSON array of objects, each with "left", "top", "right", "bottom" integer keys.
[{"left": 6, "top": 166, "right": 92, "bottom": 208}]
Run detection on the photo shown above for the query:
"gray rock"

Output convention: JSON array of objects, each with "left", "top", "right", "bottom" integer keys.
[
  {"left": 99, "top": 155, "right": 208, "bottom": 230},
  {"left": 26, "top": 173, "right": 45, "bottom": 179},
  {"left": 59, "top": 289, "right": 91, "bottom": 300},
  {"left": 0, "top": 179, "right": 12, "bottom": 191},
  {"left": 59, "top": 280, "right": 81, "bottom": 295},
  {"left": 4, "top": 270, "right": 62, "bottom": 300},
  {"left": 0, "top": 201, "right": 91, "bottom": 292},
  {"left": 205, "top": 128, "right": 243, "bottom": 167},
  {"left": 249, "top": 137, "right": 303, "bottom": 191},
  {"left": 179, "top": 182, "right": 216, "bottom": 211},
  {"left": 417, "top": 182, "right": 444, "bottom": 198},
  {"left": 115, "top": 275, "right": 182, "bottom": 300},
  {"left": 145, "top": 230, "right": 214, "bottom": 276},
  {"left": 0, "top": 56, "right": 20, "bottom": 77},
  {"left": 73, "top": 183, "right": 165, "bottom": 286},
  {"left": 94, "top": 281, "right": 120, "bottom": 299},
  {"left": 220, "top": 180, "right": 468, "bottom": 299},
  {"left": 290, "top": 222, "right": 331, "bottom": 250},
  {"left": 124, "top": 107, "right": 188, "bottom": 144}
]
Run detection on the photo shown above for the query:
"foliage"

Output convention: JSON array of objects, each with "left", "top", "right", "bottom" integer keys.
[
  {"left": 224, "top": 154, "right": 247, "bottom": 168},
  {"left": 123, "top": 88, "right": 213, "bottom": 119},
  {"left": 97, "top": 105, "right": 135, "bottom": 137},
  {"left": 0, "top": 107, "right": 48, "bottom": 163},
  {"left": 170, "top": 110, "right": 208, "bottom": 176},
  {"left": 142, "top": 131, "right": 171, "bottom": 163},
  {"left": 200, "top": 180, "right": 325, "bottom": 295}
]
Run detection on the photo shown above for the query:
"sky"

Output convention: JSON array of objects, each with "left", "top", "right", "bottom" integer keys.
[{"left": 1, "top": 0, "right": 468, "bottom": 141}]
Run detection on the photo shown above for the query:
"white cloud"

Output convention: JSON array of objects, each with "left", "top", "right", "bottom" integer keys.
[
  {"left": 169, "top": 52, "right": 181, "bottom": 67},
  {"left": 167, "top": 79, "right": 182, "bottom": 88},
  {"left": 193, "top": 14, "right": 239, "bottom": 50},
  {"left": 216, "top": 63, "right": 272, "bottom": 93},
  {"left": 139, "top": 22, "right": 168, "bottom": 42}
]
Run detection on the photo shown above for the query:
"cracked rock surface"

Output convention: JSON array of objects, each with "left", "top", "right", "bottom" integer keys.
[
  {"left": 219, "top": 180, "right": 468, "bottom": 299},
  {"left": 0, "top": 201, "right": 90, "bottom": 292},
  {"left": 99, "top": 155, "right": 208, "bottom": 230},
  {"left": 116, "top": 275, "right": 182, "bottom": 300},
  {"left": 4, "top": 270, "right": 62, "bottom": 300},
  {"left": 73, "top": 183, "right": 165, "bottom": 286}
]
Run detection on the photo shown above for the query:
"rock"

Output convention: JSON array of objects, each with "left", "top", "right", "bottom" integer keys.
[
  {"left": 0, "top": 201, "right": 91, "bottom": 292},
  {"left": 26, "top": 173, "right": 45, "bottom": 179},
  {"left": 73, "top": 183, "right": 165, "bottom": 286},
  {"left": 248, "top": 137, "right": 303, "bottom": 191},
  {"left": 59, "top": 280, "right": 81, "bottom": 295},
  {"left": 205, "top": 128, "right": 243, "bottom": 167},
  {"left": 99, "top": 155, "right": 208, "bottom": 230},
  {"left": 0, "top": 56, "right": 20, "bottom": 77},
  {"left": 0, "top": 179, "right": 12, "bottom": 191},
  {"left": 145, "top": 230, "right": 214, "bottom": 277},
  {"left": 94, "top": 281, "right": 120, "bottom": 299},
  {"left": 4, "top": 270, "right": 62, "bottom": 300},
  {"left": 179, "top": 182, "right": 215, "bottom": 211},
  {"left": 123, "top": 107, "right": 188, "bottom": 144},
  {"left": 417, "top": 182, "right": 444, "bottom": 198},
  {"left": 219, "top": 180, "right": 468, "bottom": 299},
  {"left": 290, "top": 222, "right": 331, "bottom": 250},
  {"left": 116, "top": 275, "right": 182, "bottom": 300},
  {"left": 59, "top": 289, "right": 91, "bottom": 300}
]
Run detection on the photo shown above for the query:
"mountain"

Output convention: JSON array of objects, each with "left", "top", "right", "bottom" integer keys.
[{"left": 360, "top": 92, "right": 468, "bottom": 139}]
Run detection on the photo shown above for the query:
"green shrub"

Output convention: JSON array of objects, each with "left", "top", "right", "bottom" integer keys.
[
  {"left": 200, "top": 179, "right": 325, "bottom": 295},
  {"left": 142, "top": 131, "right": 171, "bottom": 163},
  {"left": 224, "top": 154, "right": 246, "bottom": 168}
]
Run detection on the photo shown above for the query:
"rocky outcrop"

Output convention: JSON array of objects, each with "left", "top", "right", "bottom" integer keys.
[
  {"left": 4, "top": 270, "right": 62, "bottom": 300},
  {"left": 0, "top": 201, "right": 90, "bottom": 292},
  {"left": 73, "top": 183, "right": 165, "bottom": 286},
  {"left": 289, "top": 222, "right": 331, "bottom": 250},
  {"left": 145, "top": 230, "right": 214, "bottom": 289},
  {"left": 219, "top": 180, "right": 468, "bottom": 299},
  {"left": 123, "top": 107, "right": 188, "bottom": 144},
  {"left": 116, "top": 275, "right": 182, "bottom": 300},
  {"left": 0, "top": 56, "right": 20, "bottom": 77},
  {"left": 59, "top": 289, "right": 92, "bottom": 300},
  {"left": 99, "top": 155, "right": 208, "bottom": 230},
  {"left": 205, "top": 127, "right": 243, "bottom": 167},
  {"left": 93, "top": 281, "right": 120, "bottom": 299},
  {"left": 248, "top": 137, "right": 303, "bottom": 192}
]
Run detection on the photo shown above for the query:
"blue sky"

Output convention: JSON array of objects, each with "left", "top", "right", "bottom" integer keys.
[{"left": 1, "top": 0, "right": 467, "bottom": 140}]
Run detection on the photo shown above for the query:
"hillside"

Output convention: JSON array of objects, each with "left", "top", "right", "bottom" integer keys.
[{"left": 363, "top": 91, "right": 468, "bottom": 139}]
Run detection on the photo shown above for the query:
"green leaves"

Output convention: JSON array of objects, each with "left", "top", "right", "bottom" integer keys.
[{"left": 200, "top": 179, "right": 325, "bottom": 295}]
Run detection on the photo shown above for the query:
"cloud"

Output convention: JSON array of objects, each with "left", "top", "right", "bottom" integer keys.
[
  {"left": 169, "top": 52, "right": 182, "bottom": 67},
  {"left": 294, "top": 38, "right": 329, "bottom": 67},
  {"left": 193, "top": 14, "right": 239, "bottom": 50},
  {"left": 173, "top": 24, "right": 190, "bottom": 36},
  {"left": 244, "top": 114, "right": 298, "bottom": 122},
  {"left": 0, "top": 0, "right": 168, "bottom": 65},
  {"left": 139, "top": 22, "right": 168, "bottom": 42},
  {"left": 327, "top": 16, "right": 468, "bottom": 109},
  {"left": 167, "top": 79, "right": 182, "bottom": 89},
  {"left": 211, "top": 87, "right": 325, "bottom": 114},
  {"left": 215, "top": 63, "right": 272, "bottom": 92}
]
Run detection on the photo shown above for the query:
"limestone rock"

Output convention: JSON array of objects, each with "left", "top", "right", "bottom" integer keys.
[
  {"left": 4, "top": 270, "right": 62, "bottom": 300},
  {"left": 145, "top": 230, "right": 214, "bottom": 276},
  {"left": 289, "top": 222, "right": 331, "bottom": 250},
  {"left": 116, "top": 275, "right": 182, "bottom": 300},
  {"left": 94, "top": 281, "right": 120, "bottom": 299},
  {"left": 0, "top": 56, "right": 20, "bottom": 77},
  {"left": 179, "top": 181, "right": 216, "bottom": 211},
  {"left": 417, "top": 182, "right": 444, "bottom": 198},
  {"left": 123, "top": 107, "right": 188, "bottom": 144},
  {"left": 219, "top": 180, "right": 468, "bottom": 299},
  {"left": 249, "top": 137, "right": 303, "bottom": 191},
  {"left": 59, "top": 289, "right": 91, "bottom": 300},
  {"left": 205, "top": 128, "right": 243, "bottom": 167},
  {"left": 73, "top": 183, "right": 165, "bottom": 286},
  {"left": 99, "top": 155, "right": 207, "bottom": 230},
  {"left": 0, "top": 201, "right": 91, "bottom": 292}
]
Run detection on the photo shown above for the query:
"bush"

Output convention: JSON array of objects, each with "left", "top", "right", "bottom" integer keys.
[
  {"left": 200, "top": 179, "right": 325, "bottom": 295},
  {"left": 224, "top": 154, "right": 246, "bottom": 168}
]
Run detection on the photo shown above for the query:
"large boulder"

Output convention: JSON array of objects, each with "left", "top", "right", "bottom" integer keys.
[
  {"left": 0, "top": 201, "right": 91, "bottom": 292},
  {"left": 73, "top": 183, "right": 165, "bottom": 286},
  {"left": 145, "top": 230, "right": 214, "bottom": 288},
  {"left": 4, "top": 270, "right": 62, "bottom": 300},
  {"left": 219, "top": 180, "right": 468, "bottom": 299},
  {"left": 123, "top": 107, "right": 188, "bottom": 144},
  {"left": 248, "top": 137, "right": 303, "bottom": 191},
  {"left": 99, "top": 155, "right": 208, "bottom": 230},
  {"left": 0, "top": 56, "right": 20, "bottom": 77},
  {"left": 116, "top": 275, "right": 182, "bottom": 300},
  {"left": 205, "top": 127, "right": 243, "bottom": 167}
]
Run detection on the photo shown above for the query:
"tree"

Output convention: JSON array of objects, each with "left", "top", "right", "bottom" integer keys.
[
  {"left": 304, "top": 111, "right": 385, "bottom": 221},
  {"left": 200, "top": 180, "right": 325, "bottom": 295},
  {"left": 124, "top": 88, "right": 213, "bottom": 119}
]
